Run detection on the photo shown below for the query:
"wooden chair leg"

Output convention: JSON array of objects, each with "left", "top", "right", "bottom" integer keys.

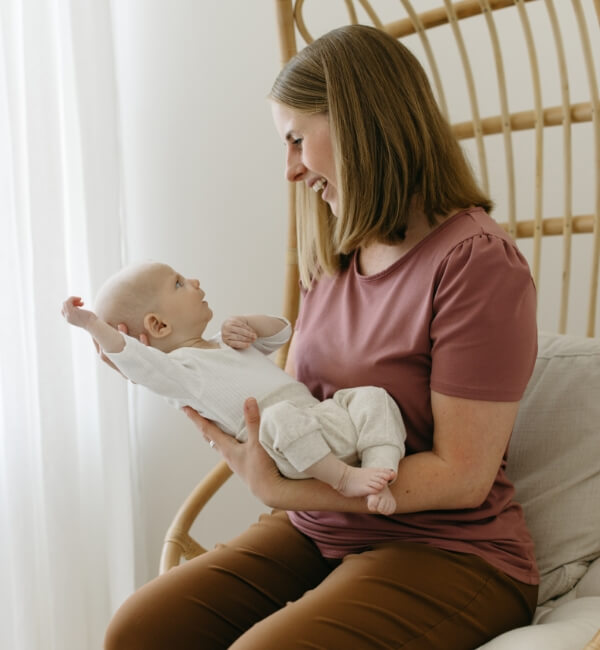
[{"left": 584, "top": 629, "right": 600, "bottom": 650}]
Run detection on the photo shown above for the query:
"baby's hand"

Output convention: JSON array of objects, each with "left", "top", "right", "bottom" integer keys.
[
  {"left": 221, "top": 316, "right": 258, "bottom": 350},
  {"left": 61, "top": 296, "right": 97, "bottom": 330}
]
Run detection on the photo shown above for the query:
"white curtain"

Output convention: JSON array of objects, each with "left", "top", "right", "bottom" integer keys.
[{"left": 0, "top": 1, "right": 141, "bottom": 648}]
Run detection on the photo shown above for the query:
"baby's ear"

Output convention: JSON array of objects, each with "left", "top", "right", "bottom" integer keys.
[{"left": 143, "top": 313, "right": 172, "bottom": 338}]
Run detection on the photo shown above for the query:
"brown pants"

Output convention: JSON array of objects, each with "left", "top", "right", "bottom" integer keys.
[{"left": 105, "top": 511, "right": 537, "bottom": 650}]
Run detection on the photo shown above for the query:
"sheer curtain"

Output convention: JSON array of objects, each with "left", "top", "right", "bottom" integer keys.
[{"left": 0, "top": 1, "right": 141, "bottom": 648}]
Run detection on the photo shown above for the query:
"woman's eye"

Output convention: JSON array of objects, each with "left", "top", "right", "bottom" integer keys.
[{"left": 293, "top": 138, "right": 303, "bottom": 147}]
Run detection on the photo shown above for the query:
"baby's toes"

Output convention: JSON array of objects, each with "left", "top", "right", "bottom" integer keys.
[
  {"left": 368, "top": 472, "right": 390, "bottom": 490},
  {"left": 377, "top": 493, "right": 396, "bottom": 516}
]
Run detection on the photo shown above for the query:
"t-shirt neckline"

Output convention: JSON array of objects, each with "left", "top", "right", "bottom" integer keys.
[{"left": 352, "top": 207, "right": 479, "bottom": 281}]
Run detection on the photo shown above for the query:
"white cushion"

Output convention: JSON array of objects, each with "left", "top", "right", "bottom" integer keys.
[
  {"left": 506, "top": 333, "right": 600, "bottom": 604},
  {"left": 576, "top": 557, "right": 600, "bottom": 598},
  {"left": 476, "top": 597, "right": 600, "bottom": 650}
]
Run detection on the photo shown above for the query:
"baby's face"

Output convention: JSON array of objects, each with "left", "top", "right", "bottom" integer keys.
[{"left": 146, "top": 263, "right": 213, "bottom": 337}]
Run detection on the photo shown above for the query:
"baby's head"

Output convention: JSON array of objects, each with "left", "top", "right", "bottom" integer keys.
[{"left": 95, "top": 262, "right": 212, "bottom": 351}]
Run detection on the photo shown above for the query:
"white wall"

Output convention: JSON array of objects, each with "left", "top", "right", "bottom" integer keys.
[
  {"left": 111, "top": 1, "right": 287, "bottom": 582},
  {"left": 110, "top": 1, "right": 598, "bottom": 584}
]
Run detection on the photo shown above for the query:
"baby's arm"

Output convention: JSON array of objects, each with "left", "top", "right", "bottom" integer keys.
[
  {"left": 61, "top": 296, "right": 125, "bottom": 354},
  {"left": 221, "top": 315, "right": 288, "bottom": 350}
]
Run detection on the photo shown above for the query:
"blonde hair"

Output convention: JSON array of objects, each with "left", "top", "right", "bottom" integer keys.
[
  {"left": 94, "top": 263, "right": 164, "bottom": 338},
  {"left": 270, "top": 25, "right": 492, "bottom": 287}
]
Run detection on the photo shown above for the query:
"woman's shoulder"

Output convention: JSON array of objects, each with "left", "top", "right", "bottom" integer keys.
[
  {"left": 434, "top": 206, "right": 510, "bottom": 244},
  {"left": 426, "top": 207, "right": 526, "bottom": 271}
]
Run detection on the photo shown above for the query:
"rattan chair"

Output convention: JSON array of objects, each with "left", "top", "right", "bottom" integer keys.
[{"left": 160, "top": 1, "right": 600, "bottom": 647}]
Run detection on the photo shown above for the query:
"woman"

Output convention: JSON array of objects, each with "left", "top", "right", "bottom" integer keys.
[{"left": 105, "top": 25, "right": 539, "bottom": 649}]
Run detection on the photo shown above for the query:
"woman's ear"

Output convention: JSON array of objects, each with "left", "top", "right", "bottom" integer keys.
[{"left": 143, "top": 313, "right": 172, "bottom": 339}]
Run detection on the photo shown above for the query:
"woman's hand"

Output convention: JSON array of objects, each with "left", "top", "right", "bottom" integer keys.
[
  {"left": 183, "top": 398, "right": 284, "bottom": 505},
  {"left": 184, "top": 398, "right": 371, "bottom": 513}
]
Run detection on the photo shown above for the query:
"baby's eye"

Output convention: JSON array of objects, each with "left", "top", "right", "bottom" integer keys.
[{"left": 175, "top": 278, "right": 184, "bottom": 288}]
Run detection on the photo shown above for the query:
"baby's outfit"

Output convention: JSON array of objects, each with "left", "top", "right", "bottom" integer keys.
[{"left": 106, "top": 322, "right": 406, "bottom": 477}]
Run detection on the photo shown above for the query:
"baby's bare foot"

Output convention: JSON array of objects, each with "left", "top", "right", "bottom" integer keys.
[
  {"left": 336, "top": 466, "right": 396, "bottom": 498},
  {"left": 367, "top": 486, "right": 397, "bottom": 515}
]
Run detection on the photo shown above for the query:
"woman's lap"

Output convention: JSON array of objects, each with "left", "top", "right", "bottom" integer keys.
[
  {"left": 104, "top": 510, "right": 331, "bottom": 649},
  {"left": 104, "top": 510, "right": 537, "bottom": 650}
]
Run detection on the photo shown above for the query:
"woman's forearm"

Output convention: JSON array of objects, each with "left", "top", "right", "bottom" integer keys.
[
  {"left": 261, "top": 473, "right": 369, "bottom": 512},
  {"left": 264, "top": 392, "right": 515, "bottom": 515},
  {"left": 263, "top": 451, "right": 492, "bottom": 514},
  {"left": 189, "top": 396, "right": 504, "bottom": 516},
  {"left": 388, "top": 451, "right": 492, "bottom": 512}
]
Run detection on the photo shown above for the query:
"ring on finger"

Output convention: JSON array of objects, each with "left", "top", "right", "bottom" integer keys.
[{"left": 209, "top": 440, "right": 215, "bottom": 449}]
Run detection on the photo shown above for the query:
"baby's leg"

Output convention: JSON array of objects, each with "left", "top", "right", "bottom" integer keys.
[
  {"left": 332, "top": 387, "right": 406, "bottom": 471},
  {"left": 306, "top": 453, "right": 396, "bottom": 498}
]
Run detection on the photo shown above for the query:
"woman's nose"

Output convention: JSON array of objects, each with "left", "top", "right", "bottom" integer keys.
[{"left": 285, "top": 149, "right": 306, "bottom": 182}]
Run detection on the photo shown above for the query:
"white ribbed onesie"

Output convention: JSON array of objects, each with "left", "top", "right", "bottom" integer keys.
[{"left": 106, "top": 323, "right": 406, "bottom": 477}]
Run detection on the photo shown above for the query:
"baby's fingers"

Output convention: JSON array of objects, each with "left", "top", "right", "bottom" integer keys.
[
  {"left": 226, "top": 338, "right": 253, "bottom": 350},
  {"left": 62, "top": 295, "right": 80, "bottom": 312},
  {"left": 230, "top": 323, "right": 256, "bottom": 338},
  {"left": 223, "top": 323, "right": 257, "bottom": 349}
]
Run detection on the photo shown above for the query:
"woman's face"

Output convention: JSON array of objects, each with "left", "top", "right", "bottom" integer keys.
[{"left": 271, "top": 102, "right": 338, "bottom": 215}]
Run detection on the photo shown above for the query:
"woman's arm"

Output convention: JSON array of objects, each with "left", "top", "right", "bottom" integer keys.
[
  {"left": 390, "top": 391, "right": 518, "bottom": 511},
  {"left": 184, "top": 397, "right": 368, "bottom": 512},
  {"left": 185, "top": 388, "right": 519, "bottom": 514}
]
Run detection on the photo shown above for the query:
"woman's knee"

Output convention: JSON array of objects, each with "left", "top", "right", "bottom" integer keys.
[
  {"left": 103, "top": 571, "right": 205, "bottom": 650},
  {"left": 103, "top": 594, "right": 154, "bottom": 650}
]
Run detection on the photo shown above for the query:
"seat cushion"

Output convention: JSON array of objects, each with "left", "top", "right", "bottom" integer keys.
[
  {"left": 506, "top": 333, "right": 600, "bottom": 604},
  {"left": 476, "top": 597, "right": 600, "bottom": 650}
]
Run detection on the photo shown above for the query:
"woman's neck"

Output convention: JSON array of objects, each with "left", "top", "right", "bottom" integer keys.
[{"left": 357, "top": 209, "right": 440, "bottom": 276}]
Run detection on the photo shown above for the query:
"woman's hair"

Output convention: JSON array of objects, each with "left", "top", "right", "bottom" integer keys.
[{"left": 270, "top": 25, "right": 492, "bottom": 287}]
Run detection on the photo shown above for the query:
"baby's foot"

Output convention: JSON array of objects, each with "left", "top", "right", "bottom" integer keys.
[
  {"left": 367, "top": 486, "right": 397, "bottom": 515},
  {"left": 336, "top": 466, "right": 396, "bottom": 498}
]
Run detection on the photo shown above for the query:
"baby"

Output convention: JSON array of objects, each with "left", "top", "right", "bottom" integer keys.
[{"left": 62, "top": 261, "right": 406, "bottom": 514}]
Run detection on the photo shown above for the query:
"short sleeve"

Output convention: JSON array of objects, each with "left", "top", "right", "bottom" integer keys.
[{"left": 430, "top": 234, "right": 537, "bottom": 402}]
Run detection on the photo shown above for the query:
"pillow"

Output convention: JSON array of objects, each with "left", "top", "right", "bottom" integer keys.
[
  {"left": 506, "top": 332, "right": 600, "bottom": 604},
  {"left": 576, "top": 556, "right": 600, "bottom": 597}
]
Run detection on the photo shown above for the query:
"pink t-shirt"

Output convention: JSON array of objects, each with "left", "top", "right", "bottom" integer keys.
[{"left": 289, "top": 207, "right": 539, "bottom": 585}]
